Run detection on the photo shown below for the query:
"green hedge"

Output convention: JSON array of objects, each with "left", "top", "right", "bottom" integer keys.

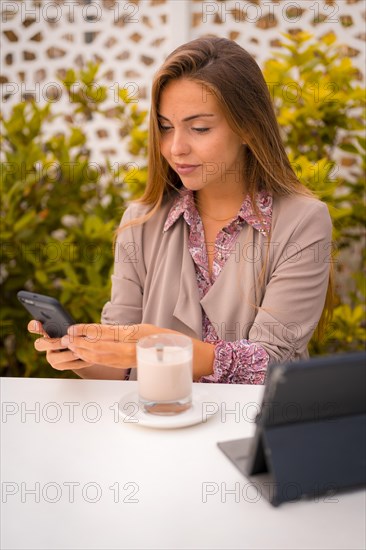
[
  {"left": 262, "top": 31, "right": 365, "bottom": 354},
  {"left": 0, "top": 63, "right": 147, "bottom": 377}
]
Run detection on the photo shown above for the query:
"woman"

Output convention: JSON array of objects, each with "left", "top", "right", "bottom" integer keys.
[{"left": 29, "top": 36, "right": 333, "bottom": 383}]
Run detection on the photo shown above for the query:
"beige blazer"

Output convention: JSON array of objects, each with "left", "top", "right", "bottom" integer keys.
[{"left": 101, "top": 192, "right": 332, "bottom": 380}]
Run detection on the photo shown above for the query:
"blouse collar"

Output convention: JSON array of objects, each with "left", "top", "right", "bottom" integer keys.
[{"left": 163, "top": 188, "right": 272, "bottom": 236}]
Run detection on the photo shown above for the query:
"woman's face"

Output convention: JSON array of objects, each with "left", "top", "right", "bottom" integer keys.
[{"left": 158, "top": 78, "right": 245, "bottom": 196}]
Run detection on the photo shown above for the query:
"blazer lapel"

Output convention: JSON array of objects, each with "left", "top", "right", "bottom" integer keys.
[
  {"left": 200, "top": 225, "right": 264, "bottom": 340},
  {"left": 172, "top": 222, "right": 203, "bottom": 339}
]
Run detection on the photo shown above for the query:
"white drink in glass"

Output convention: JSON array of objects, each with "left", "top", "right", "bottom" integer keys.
[{"left": 137, "top": 336, "right": 193, "bottom": 415}]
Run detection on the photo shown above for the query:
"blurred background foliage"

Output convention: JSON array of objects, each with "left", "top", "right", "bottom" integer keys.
[
  {"left": 262, "top": 31, "right": 365, "bottom": 354},
  {"left": 1, "top": 62, "right": 148, "bottom": 377},
  {"left": 1, "top": 32, "right": 365, "bottom": 377}
]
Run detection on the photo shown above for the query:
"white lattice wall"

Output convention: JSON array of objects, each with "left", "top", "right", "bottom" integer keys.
[
  {"left": 191, "top": 0, "right": 366, "bottom": 70},
  {"left": 1, "top": 0, "right": 365, "bottom": 164}
]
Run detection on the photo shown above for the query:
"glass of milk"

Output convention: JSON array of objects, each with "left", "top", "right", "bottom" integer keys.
[{"left": 137, "top": 334, "right": 193, "bottom": 415}]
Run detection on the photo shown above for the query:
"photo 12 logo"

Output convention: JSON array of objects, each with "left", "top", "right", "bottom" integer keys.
[
  {"left": 1, "top": 398, "right": 143, "bottom": 424},
  {"left": 1, "top": 1, "right": 140, "bottom": 24},
  {"left": 201, "top": 2, "right": 339, "bottom": 24},
  {"left": 201, "top": 480, "right": 339, "bottom": 503},
  {"left": 1, "top": 81, "right": 139, "bottom": 104},
  {"left": 1, "top": 400, "right": 104, "bottom": 423},
  {"left": 1, "top": 481, "right": 140, "bottom": 504}
]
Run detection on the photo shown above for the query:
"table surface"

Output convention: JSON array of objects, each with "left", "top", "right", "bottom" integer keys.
[{"left": 1, "top": 377, "right": 365, "bottom": 550}]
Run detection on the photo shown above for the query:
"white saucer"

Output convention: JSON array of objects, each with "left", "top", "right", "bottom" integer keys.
[{"left": 118, "top": 387, "right": 220, "bottom": 429}]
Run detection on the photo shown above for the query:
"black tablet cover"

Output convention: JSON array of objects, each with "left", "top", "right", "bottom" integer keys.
[{"left": 218, "top": 351, "right": 366, "bottom": 505}]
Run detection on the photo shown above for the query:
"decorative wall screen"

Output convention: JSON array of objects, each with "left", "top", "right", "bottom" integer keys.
[{"left": 1, "top": 0, "right": 365, "bottom": 163}]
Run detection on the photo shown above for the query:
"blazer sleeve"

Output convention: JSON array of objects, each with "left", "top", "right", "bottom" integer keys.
[
  {"left": 101, "top": 204, "right": 146, "bottom": 327},
  {"left": 251, "top": 199, "right": 332, "bottom": 362}
]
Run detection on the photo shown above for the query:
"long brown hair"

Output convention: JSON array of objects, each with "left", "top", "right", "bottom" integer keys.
[{"left": 123, "top": 36, "right": 333, "bottom": 335}]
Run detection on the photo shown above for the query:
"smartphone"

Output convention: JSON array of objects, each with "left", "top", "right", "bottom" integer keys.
[{"left": 17, "top": 291, "right": 75, "bottom": 338}]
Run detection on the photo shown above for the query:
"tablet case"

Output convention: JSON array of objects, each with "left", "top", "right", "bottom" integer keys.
[{"left": 218, "top": 351, "right": 366, "bottom": 506}]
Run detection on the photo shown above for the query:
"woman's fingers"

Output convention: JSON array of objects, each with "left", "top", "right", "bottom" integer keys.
[
  {"left": 47, "top": 349, "right": 79, "bottom": 365},
  {"left": 28, "top": 320, "right": 47, "bottom": 336},
  {"left": 31, "top": 321, "right": 143, "bottom": 369},
  {"left": 61, "top": 334, "right": 136, "bottom": 368},
  {"left": 46, "top": 349, "right": 92, "bottom": 371},
  {"left": 31, "top": 322, "right": 156, "bottom": 370},
  {"left": 34, "top": 336, "right": 66, "bottom": 352},
  {"left": 29, "top": 321, "right": 94, "bottom": 372},
  {"left": 67, "top": 323, "right": 140, "bottom": 344}
]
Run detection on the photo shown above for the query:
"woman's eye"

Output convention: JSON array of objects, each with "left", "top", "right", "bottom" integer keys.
[
  {"left": 159, "top": 125, "right": 210, "bottom": 133},
  {"left": 159, "top": 125, "right": 172, "bottom": 132}
]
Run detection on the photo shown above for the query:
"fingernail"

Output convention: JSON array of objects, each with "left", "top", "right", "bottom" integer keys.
[
  {"left": 35, "top": 338, "right": 44, "bottom": 350},
  {"left": 61, "top": 336, "right": 68, "bottom": 346}
]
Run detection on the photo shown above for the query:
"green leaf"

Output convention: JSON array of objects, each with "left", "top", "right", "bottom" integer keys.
[
  {"left": 13, "top": 210, "right": 37, "bottom": 233},
  {"left": 339, "top": 143, "right": 360, "bottom": 155}
]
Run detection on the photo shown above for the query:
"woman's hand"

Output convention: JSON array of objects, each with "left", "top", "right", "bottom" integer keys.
[
  {"left": 29, "top": 320, "right": 215, "bottom": 379},
  {"left": 28, "top": 320, "right": 93, "bottom": 371},
  {"left": 60, "top": 323, "right": 161, "bottom": 369},
  {"left": 60, "top": 323, "right": 215, "bottom": 379}
]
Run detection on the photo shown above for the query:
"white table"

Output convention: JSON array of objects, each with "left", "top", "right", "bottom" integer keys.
[{"left": 1, "top": 377, "right": 365, "bottom": 550}]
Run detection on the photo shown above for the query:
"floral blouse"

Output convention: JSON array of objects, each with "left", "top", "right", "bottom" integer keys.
[{"left": 164, "top": 189, "right": 273, "bottom": 385}]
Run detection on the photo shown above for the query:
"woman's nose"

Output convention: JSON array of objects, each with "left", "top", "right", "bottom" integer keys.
[{"left": 170, "top": 130, "right": 190, "bottom": 156}]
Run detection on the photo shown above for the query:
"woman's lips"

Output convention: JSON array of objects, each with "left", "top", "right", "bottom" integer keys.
[{"left": 175, "top": 164, "right": 200, "bottom": 175}]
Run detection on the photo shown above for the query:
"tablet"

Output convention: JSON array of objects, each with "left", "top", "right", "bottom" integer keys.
[{"left": 218, "top": 351, "right": 366, "bottom": 505}]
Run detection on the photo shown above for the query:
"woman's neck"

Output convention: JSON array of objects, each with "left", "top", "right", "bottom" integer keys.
[{"left": 194, "top": 187, "right": 246, "bottom": 222}]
